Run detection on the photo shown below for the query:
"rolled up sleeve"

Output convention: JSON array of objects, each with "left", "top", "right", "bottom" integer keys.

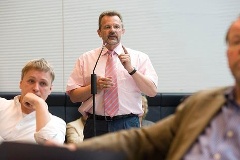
[{"left": 34, "top": 116, "right": 66, "bottom": 144}]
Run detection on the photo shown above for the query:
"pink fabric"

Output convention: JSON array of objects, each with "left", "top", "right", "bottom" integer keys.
[
  {"left": 66, "top": 43, "right": 158, "bottom": 116},
  {"left": 104, "top": 51, "right": 119, "bottom": 117}
]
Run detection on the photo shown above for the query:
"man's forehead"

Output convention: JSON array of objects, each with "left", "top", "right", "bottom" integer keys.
[{"left": 231, "top": 18, "right": 240, "bottom": 29}]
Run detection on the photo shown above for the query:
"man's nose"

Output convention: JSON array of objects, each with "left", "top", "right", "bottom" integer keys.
[{"left": 33, "top": 83, "right": 40, "bottom": 92}]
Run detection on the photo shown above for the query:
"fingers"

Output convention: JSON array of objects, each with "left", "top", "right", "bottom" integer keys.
[
  {"left": 102, "top": 84, "right": 107, "bottom": 89},
  {"left": 22, "top": 93, "right": 35, "bottom": 106},
  {"left": 122, "top": 45, "right": 128, "bottom": 54},
  {"left": 119, "top": 54, "right": 129, "bottom": 62},
  {"left": 97, "top": 77, "right": 114, "bottom": 90},
  {"left": 120, "top": 46, "right": 131, "bottom": 63},
  {"left": 22, "top": 93, "right": 47, "bottom": 110},
  {"left": 23, "top": 101, "right": 31, "bottom": 107},
  {"left": 119, "top": 46, "right": 132, "bottom": 70},
  {"left": 118, "top": 53, "right": 131, "bottom": 68}
]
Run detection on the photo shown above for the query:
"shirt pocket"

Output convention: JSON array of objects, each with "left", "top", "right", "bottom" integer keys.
[{"left": 118, "top": 70, "right": 139, "bottom": 93}]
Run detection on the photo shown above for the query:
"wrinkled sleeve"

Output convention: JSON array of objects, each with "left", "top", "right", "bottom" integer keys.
[
  {"left": 140, "top": 54, "right": 158, "bottom": 87},
  {"left": 66, "top": 119, "right": 84, "bottom": 144},
  {"left": 66, "top": 125, "right": 82, "bottom": 144},
  {"left": 66, "top": 58, "right": 84, "bottom": 94},
  {"left": 34, "top": 115, "right": 66, "bottom": 144}
]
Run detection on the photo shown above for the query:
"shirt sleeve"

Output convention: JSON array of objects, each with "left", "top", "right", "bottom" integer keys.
[
  {"left": 66, "top": 125, "right": 81, "bottom": 144},
  {"left": 139, "top": 53, "right": 158, "bottom": 87},
  {"left": 66, "top": 118, "right": 84, "bottom": 144},
  {"left": 66, "top": 58, "right": 84, "bottom": 94},
  {"left": 34, "top": 115, "right": 66, "bottom": 144}
]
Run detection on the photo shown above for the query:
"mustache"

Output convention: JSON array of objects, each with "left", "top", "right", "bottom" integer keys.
[{"left": 108, "top": 32, "right": 117, "bottom": 36}]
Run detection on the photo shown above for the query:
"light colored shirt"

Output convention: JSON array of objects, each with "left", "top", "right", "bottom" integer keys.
[
  {"left": 66, "top": 43, "right": 158, "bottom": 116},
  {"left": 184, "top": 87, "right": 240, "bottom": 159},
  {"left": 66, "top": 117, "right": 85, "bottom": 144},
  {"left": 0, "top": 96, "right": 66, "bottom": 144}
]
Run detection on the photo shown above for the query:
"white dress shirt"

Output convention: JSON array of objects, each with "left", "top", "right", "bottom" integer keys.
[{"left": 0, "top": 96, "right": 66, "bottom": 144}]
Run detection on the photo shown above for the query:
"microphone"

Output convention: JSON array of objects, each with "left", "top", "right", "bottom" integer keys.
[
  {"left": 90, "top": 42, "right": 106, "bottom": 137},
  {"left": 91, "top": 43, "right": 106, "bottom": 94},
  {"left": 93, "top": 43, "right": 107, "bottom": 73}
]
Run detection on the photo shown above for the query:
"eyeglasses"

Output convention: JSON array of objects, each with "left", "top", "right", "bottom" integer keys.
[{"left": 102, "top": 24, "right": 122, "bottom": 31}]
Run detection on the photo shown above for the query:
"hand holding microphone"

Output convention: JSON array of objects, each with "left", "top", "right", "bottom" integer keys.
[{"left": 97, "top": 77, "right": 114, "bottom": 92}]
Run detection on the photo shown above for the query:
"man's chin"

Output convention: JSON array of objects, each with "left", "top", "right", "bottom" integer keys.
[
  {"left": 235, "top": 74, "right": 240, "bottom": 86},
  {"left": 107, "top": 40, "right": 119, "bottom": 45},
  {"left": 22, "top": 107, "right": 34, "bottom": 114}
]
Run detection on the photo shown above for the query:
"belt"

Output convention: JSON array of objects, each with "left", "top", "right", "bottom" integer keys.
[{"left": 88, "top": 113, "right": 137, "bottom": 121}]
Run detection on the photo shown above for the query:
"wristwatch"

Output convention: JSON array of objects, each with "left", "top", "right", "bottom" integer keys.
[{"left": 129, "top": 67, "right": 137, "bottom": 75}]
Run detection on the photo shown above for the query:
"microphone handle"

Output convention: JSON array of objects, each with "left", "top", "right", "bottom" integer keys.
[{"left": 91, "top": 73, "right": 97, "bottom": 94}]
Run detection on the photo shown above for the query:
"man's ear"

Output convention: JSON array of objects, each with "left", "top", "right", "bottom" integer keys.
[
  {"left": 19, "top": 80, "right": 22, "bottom": 90},
  {"left": 122, "top": 28, "right": 125, "bottom": 35},
  {"left": 97, "top": 29, "right": 101, "bottom": 37},
  {"left": 49, "top": 85, "right": 53, "bottom": 95}
]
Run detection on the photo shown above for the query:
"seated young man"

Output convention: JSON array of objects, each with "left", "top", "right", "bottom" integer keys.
[{"left": 0, "top": 58, "right": 66, "bottom": 144}]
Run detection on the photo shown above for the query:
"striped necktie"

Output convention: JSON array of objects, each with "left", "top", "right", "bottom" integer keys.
[{"left": 104, "top": 51, "right": 119, "bottom": 117}]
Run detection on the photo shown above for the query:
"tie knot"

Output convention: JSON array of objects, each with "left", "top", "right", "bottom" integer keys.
[{"left": 107, "top": 50, "right": 115, "bottom": 56}]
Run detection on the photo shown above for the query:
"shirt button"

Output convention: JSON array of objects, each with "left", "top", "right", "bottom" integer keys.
[
  {"left": 213, "top": 153, "right": 221, "bottom": 160},
  {"left": 226, "top": 130, "right": 234, "bottom": 138}
]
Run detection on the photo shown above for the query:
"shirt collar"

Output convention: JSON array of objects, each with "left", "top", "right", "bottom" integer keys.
[
  {"left": 224, "top": 86, "right": 240, "bottom": 109},
  {"left": 14, "top": 95, "right": 21, "bottom": 106},
  {"left": 102, "top": 43, "right": 123, "bottom": 56},
  {"left": 224, "top": 86, "right": 235, "bottom": 101}
]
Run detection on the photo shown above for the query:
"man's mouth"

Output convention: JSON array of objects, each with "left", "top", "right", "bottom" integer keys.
[{"left": 108, "top": 34, "right": 117, "bottom": 38}]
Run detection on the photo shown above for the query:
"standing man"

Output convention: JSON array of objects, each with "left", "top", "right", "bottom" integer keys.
[
  {"left": 66, "top": 10, "right": 158, "bottom": 139},
  {"left": 0, "top": 58, "right": 66, "bottom": 144}
]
